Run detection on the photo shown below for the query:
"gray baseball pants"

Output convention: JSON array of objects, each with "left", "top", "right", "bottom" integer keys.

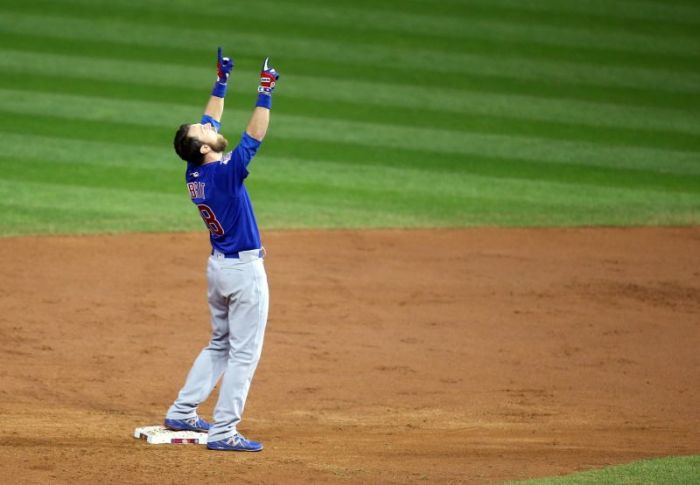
[{"left": 166, "top": 249, "right": 269, "bottom": 442}]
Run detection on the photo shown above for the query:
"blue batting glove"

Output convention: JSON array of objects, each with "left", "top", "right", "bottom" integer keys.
[
  {"left": 217, "top": 47, "right": 234, "bottom": 83},
  {"left": 212, "top": 47, "right": 234, "bottom": 98},
  {"left": 256, "top": 57, "right": 280, "bottom": 109}
]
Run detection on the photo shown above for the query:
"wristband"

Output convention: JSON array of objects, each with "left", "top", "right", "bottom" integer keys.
[
  {"left": 200, "top": 115, "right": 221, "bottom": 132},
  {"left": 211, "top": 80, "right": 227, "bottom": 98},
  {"left": 255, "top": 92, "right": 272, "bottom": 109}
]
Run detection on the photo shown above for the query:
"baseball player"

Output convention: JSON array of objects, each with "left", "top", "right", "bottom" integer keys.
[{"left": 164, "top": 47, "right": 279, "bottom": 452}]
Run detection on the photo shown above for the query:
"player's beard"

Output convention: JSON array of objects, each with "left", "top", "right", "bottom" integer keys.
[{"left": 210, "top": 134, "right": 229, "bottom": 152}]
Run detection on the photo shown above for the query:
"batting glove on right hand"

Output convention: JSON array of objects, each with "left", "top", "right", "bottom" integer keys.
[
  {"left": 212, "top": 47, "right": 234, "bottom": 98},
  {"left": 217, "top": 47, "right": 234, "bottom": 83}
]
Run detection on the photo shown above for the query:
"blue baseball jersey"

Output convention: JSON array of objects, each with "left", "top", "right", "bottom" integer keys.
[{"left": 185, "top": 116, "right": 262, "bottom": 255}]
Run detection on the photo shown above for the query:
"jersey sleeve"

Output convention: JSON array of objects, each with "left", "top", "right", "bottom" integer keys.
[
  {"left": 215, "top": 132, "right": 262, "bottom": 193},
  {"left": 201, "top": 114, "right": 221, "bottom": 132},
  {"left": 232, "top": 132, "right": 261, "bottom": 171}
]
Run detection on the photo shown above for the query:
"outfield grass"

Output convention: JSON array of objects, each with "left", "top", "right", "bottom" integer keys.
[
  {"left": 505, "top": 455, "right": 700, "bottom": 485},
  {"left": 0, "top": 0, "right": 699, "bottom": 235}
]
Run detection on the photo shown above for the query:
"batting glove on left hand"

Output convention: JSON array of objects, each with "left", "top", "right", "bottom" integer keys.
[
  {"left": 257, "top": 57, "right": 279, "bottom": 95},
  {"left": 255, "top": 57, "right": 280, "bottom": 109}
]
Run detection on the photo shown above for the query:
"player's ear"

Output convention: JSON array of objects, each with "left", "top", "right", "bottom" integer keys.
[{"left": 199, "top": 144, "right": 211, "bottom": 155}]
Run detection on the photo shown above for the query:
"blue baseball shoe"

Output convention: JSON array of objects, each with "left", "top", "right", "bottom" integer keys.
[
  {"left": 207, "top": 433, "right": 263, "bottom": 452},
  {"left": 163, "top": 416, "right": 210, "bottom": 433}
]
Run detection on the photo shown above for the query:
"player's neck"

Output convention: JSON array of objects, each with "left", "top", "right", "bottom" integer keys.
[{"left": 202, "top": 151, "right": 223, "bottom": 165}]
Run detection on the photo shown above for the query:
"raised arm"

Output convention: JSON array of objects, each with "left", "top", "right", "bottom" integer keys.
[
  {"left": 204, "top": 47, "right": 234, "bottom": 124},
  {"left": 246, "top": 57, "right": 280, "bottom": 141},
  {"left": 246, "top": 108, "right": 270, "bottom": 142}
]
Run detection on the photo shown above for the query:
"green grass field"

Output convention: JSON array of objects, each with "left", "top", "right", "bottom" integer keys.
[
  {"left": 506, "top": 455, "right": 700, "bottom": 485},
  {"left": 0, "top": 0, "right": 699, "bottom": 235}
]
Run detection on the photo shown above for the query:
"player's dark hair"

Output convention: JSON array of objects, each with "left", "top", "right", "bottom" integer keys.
[{"left": 174, "top": 124, "right": 204, "bottom": 165}]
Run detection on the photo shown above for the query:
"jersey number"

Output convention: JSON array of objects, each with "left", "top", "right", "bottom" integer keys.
[{"left": 197, "top": 204, "right": 224, "bottom": 236}]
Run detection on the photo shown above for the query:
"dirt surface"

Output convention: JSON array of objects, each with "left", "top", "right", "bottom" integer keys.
[{"left": 0, "top": 228, "right": 698, "bottom": 484}]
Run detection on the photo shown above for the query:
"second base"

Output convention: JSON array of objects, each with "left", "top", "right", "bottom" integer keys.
[{"left": 134, "top": 425, "right": 208, "bottom": 445}]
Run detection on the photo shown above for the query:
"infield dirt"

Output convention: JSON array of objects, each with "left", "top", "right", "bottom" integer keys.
[{"left": 1, "top": 228, "right": 698, "bottom": 483}]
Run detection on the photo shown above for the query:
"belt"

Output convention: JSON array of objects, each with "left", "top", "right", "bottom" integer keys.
[
  {"left": 211, "top": 248, "right": 265, "bottom": 260},
  {"left": 212, "top": 249, "right": 241, "bottom": 259}
]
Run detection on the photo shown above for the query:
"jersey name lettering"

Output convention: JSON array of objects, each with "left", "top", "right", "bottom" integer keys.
[{"left": 187, "top": 182, "right": 206, "bottom": 199}]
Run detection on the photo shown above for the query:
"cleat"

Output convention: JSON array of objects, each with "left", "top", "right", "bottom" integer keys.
[
  {"left": 163, "top": 416, "right": 210, "bottom": 433},
  {"left": 207, "top": 433, "right": 263, "bottom": 452}
]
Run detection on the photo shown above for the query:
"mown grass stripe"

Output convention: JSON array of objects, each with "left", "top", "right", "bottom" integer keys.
[
  {"left": 270, "top": 100, "right": 700, "bottom": 153},
  {"left": 1, "top": 13, "right": 698, "bottom": 94},
  {"left": 462, "top": 0, "right": 700, "bottom": 25},
  {"left": 4, "top": 70, "right": 700, "bottom": 142},
  {"left": 0, "top": 181, "right": 197, "bottom": 236},
  {"left": 244, "top": 178, "right": 700, "bottom": 228},
  {"left": 8, "top": 131, "right": 700, "bottom": 183},
  {"left": 2, "top": 165, "right": 697, "bottom": 236},
  {"left": 3, "top": 118, "right": 699, "bottom": 195},
  {"left": 2, "top": 24, "right": 698, "bottom": 85},
  {"left": 260, "top": 137, "right": 700, "bottom": 185},
  {"left": 3, "top": 46, "right": 699, "bottom": 115},
  {"left": 659, "top": 0, "right": 700, "bottom": 7},
  {"left": 9, "top": 148, "right": 696, "bottom": 211},
  {"left": 505, "top": 455, "right": 700, "bottom": 485},
  {"left": 104, "top": 0, "right": 700, "bottom": 27},
  {"left": 0, "top": 157, "right": 182, "bottom": 195},
  {"left": 4, "top": 114, "right": 700, "bottom": 189},
  {"left": 275, "top": 0, "right": 700, "bottom": 35},
  {"left": 10, "top": 0, "right": 699, "bottom": 52},
  {"left": 0, "top": 134, "right": 170, "bottom": 168},
  {"left": 2, "top": 86, "right": 699, "bottom": 160},
  {"left": 250, "top": 157, "right": 700, "bottom": 212},
  {"left": 266, "top": 0, "right": 700, "bottom": 26},
  {"left": 4, "top": 147, "right": 699, "bottom": 199},
  {"left": 454, "top": 0, "right": 700, "bottom": 34},
  {"left": 9, "top": 2, "right": 700, "bottom": 64}
]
